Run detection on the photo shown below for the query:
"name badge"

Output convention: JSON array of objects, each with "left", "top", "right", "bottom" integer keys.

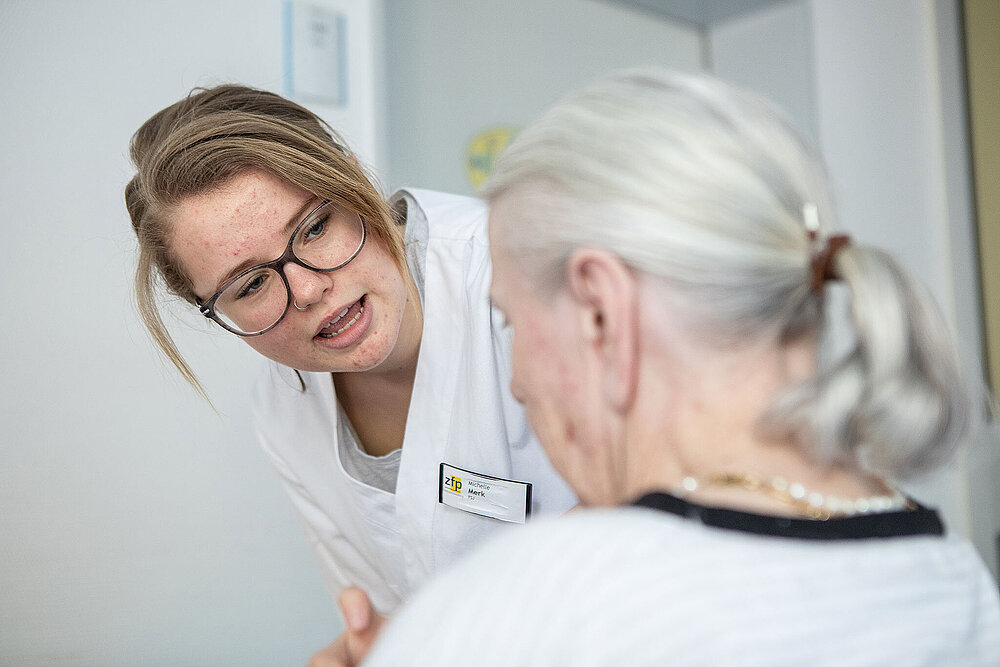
[{"left": 439, "top": 463, "right": 532, "bottom": 524}]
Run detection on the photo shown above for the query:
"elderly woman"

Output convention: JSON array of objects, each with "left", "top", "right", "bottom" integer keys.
[{"left": 359, "top": 70, "right": 1000, "bottom": 665}]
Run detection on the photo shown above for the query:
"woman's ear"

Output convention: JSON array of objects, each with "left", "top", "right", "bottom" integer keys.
[{"left": 565, "top": 248, "right": 639, "bottom": 412}]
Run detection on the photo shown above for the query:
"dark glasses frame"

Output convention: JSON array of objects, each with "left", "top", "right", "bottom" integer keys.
[{"left": 196, "top": 199, "right": 367, "bottom": 337}]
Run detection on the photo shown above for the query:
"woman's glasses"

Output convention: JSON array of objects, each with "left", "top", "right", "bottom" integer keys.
[{"left": 197, "top": 199, "right": 366, "bottom": 336}]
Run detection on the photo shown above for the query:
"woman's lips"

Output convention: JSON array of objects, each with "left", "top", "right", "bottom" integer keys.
[
  {"left": 318, "top": 297, "right": 363, "bottom": 336},
  {"left": 315, "top": 295, "right": 371, "bottom": 349}
]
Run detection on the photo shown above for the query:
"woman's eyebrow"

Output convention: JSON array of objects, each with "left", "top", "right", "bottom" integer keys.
[{"left": 212, "top": 196, "right": 321, "bottom": 292}]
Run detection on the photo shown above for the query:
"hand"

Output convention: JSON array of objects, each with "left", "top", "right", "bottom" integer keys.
[{"left": 307, "top": 587, "right": 387, "bottom": 667}]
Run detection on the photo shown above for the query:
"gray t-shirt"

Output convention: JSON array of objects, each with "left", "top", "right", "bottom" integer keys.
[{"left": 336, "top": 194, "right": 428, "bottom": 493}]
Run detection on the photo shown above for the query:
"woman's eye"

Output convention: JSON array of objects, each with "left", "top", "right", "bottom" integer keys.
[
  {"left": 236, "top": 272, "right": 269, "bottom": 299},
  {"left": 302, "top": 215, "right": 329, "bottom": 241}
]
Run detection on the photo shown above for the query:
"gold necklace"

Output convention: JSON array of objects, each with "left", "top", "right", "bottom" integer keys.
[{"left": 678, "top": 472, "right": 911, "bottom": 520}]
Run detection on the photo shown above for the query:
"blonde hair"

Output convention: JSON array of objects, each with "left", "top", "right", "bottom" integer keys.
[
  {"left": 125, "top": 85, "right": 402, "bottom": 395},
  {"left": 482, "top": 69, "right": 970, "bottom": 480}
]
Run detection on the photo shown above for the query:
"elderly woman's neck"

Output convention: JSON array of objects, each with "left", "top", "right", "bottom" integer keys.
[{"left": 616, "top": 331, "right": 878, "bottom": 511}]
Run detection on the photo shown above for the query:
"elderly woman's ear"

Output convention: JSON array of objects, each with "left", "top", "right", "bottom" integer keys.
[{"left": 565, "top": 248, "right": 639, "bottom": 412}]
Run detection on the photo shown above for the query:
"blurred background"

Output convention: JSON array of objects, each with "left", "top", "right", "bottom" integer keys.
[{"left": 1, "top": 0, "right": 997, "bottom": 664}]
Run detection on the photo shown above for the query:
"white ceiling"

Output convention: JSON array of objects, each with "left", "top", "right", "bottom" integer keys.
[{"left": 612, "top": 0, "right": 792, "bottom": 28}]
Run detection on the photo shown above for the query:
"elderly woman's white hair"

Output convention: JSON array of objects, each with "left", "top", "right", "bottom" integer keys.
[{"left": 481, "top": 68, "right": 969, "bottom": 481}]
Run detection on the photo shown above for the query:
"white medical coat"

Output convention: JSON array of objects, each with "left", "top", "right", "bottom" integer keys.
[{"left": 252, "top": 188, "right": 576, "bottom": 613}]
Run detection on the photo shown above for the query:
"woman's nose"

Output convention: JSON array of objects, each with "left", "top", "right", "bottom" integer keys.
[{"left": 283, "top": 263, "right": 330, "bottom": 309}]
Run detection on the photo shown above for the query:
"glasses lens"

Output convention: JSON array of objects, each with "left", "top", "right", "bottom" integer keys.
[
  {"left": 215, "top": 267, "right": 288, "bottom": 335},
  {"left": 292, "top": 201, "right": 365, "bottom": 270}
]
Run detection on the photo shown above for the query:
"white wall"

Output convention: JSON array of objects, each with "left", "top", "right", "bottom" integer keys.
[
  {"left": 709, "top": 0, "right": 817, "bottom": 143},
  {"left": 0, "top": 1, "right": 385, "bottom": 663},
  {"left": 933, "top": 0, "right": 1000, "bottom": 582},
  {"left": 383, "top": 0, "right": 704, "bottom": 195}
]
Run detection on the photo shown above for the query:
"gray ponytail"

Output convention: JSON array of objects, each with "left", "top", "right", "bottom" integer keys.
[
  {"left": 483, "top": 68, "right": 970, "bottom": 481},
  {"left": 764, "top": 242, "right": 970, "bottom": 479}
]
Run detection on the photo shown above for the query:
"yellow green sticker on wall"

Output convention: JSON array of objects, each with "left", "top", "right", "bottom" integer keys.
[{"left": 466, "top": 127, "right": 519, "bottom": 188}]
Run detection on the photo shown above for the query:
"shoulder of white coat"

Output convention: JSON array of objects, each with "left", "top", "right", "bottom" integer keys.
[
  {"left": 390, "top": 187, "right": 489, "bottom": 242},
  {"left": 251, "top": 359, "right": 326, "bottom": 432}
]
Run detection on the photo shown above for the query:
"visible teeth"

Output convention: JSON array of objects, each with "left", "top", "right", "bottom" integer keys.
[
  {"left": 326, "top": 309, "right": 349, "bottom": 328},
  {"left": 325, "top": 306, "right": 350, "bottom": 328},
  {"left": 326, "top": 305, "right": 364, "bottom": 337}
]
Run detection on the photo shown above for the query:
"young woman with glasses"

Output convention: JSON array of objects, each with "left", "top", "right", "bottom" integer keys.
[{"left": 125, "top": 85, "right": 575, "bottom": 662}]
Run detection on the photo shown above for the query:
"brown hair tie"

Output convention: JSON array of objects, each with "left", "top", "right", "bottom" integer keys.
[{"left": 809, "top": 232, "right": 851, "bottom": 292}]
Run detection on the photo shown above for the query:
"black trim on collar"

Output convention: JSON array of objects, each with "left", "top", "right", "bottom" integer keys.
[{"left": 631, "top": 492, "right": 944, "bottom": 540}]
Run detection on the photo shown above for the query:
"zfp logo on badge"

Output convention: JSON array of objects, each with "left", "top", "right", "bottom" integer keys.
[{"left": 444, "top": 475, "right": 463, "bottom": 495}]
